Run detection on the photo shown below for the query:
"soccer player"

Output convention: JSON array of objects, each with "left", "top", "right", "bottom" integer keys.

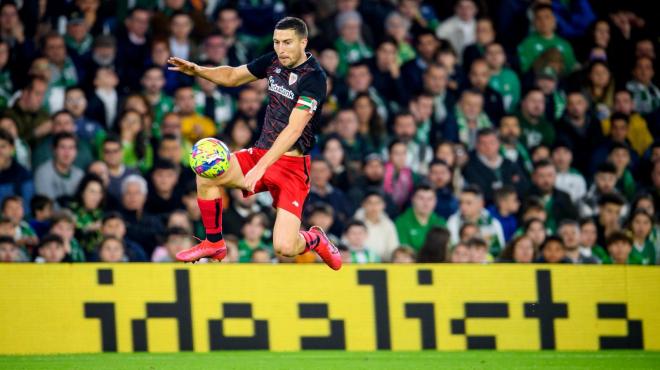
[{"left": 168, "top": 17, "right": 341, "bottom": 270}]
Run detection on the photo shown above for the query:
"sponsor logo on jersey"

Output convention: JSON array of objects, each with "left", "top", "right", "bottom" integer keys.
[{"left": 268, "top": 76, "right": 295, "bottom": 100}]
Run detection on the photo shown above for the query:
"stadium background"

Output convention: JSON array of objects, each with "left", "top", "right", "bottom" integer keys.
[{"left": 0, "top": 0, "right": 659, "bottom": 366}]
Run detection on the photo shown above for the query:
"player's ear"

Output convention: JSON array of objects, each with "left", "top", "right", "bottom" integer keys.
[{"left": 301, "top": 37, "right": 308, "bottom": 49}]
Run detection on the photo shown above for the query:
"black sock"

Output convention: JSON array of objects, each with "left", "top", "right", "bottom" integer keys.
[{"left": 207, "top": 232, "right": 223, "bottom": 243}]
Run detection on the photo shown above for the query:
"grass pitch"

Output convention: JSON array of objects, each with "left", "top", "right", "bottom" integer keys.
[{"left": 1, "top": 351, "right": 658, "bottom": 370}]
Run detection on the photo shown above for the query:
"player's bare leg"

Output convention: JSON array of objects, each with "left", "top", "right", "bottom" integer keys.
[
  {"left": 176, "top": 155, "right": 247, "bottom": 262},
  {"left": 274, "top": 208, "right": 342, "bottom": 270}
]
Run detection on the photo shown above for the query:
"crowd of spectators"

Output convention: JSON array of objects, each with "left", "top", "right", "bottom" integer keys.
[{"left": 0, "top": 0, "right": 659, "bottom": 265}]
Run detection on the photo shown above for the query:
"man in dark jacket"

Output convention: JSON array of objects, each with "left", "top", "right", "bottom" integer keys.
[
  {"left": 528, "top": 159, "right": 579, "bottom": 232},
  {"left": 463, "top": 128, "right": 529, "bottom": 205}
]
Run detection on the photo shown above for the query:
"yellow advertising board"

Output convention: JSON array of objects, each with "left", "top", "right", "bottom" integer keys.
[{"left": 0, "top": 264, "right": 659, "bottom": 354}]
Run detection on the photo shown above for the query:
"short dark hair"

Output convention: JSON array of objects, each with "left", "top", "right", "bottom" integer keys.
[
  {"left": 477, "top": 127, "right": 498, "bottom": 139},
  {"left": 540, "top": 235, "right": 564, "bottom": 250},
  {"left": 37, "top": 234, "right": 64, "bottom": 249},
  {"left": 151, "top": 159, "right": 177, "bottom": 172},
  {"left": 467, "top": 237, "right": 488, "bottom": 249},
  {"left": 413, "top": 183, "right": 434, "bottom": 195},
  {"left": 610, "top": 112, "right": 629, "bottom": 124},
  {"left": 598, "top": 193, "right": 625, "bottom": 207},
  {"left": 533, "top": 159, "right": 554, "bottom": 172},
  {"left": 533, "top": 3, "right": 553, "bottom": 15},
  {"left": 0, "top": 128, "right": 13, "bottom": 146},
  {"left": 0, "top": 235, "right": 16, "bottom": 248},
  {"left": 1, "top": 195, "right": 21, "bottom": 210},
  {"left": 462, "top": 184, "right": 483, "bottom": 197},
  {"left": 30, "top": 195, "right": 53, "bottom": 216},
  {"left": 595, "top": 161, "right": 617, "bottom": 175},
  {"left": 102, "top": 211, "right": 124, "bottom": 224},
  {"left": 345, "top": 219, "right": 367, "bottom": 232},
  {"left": 103, "top": 134, "right": 122, "bottom": 147},
  {"left": 275, "top": 17, "right": 308, "bottom": 38},
  {"left": 605, "top": 230, "right": 632, "bottom": 248},
  {"left": 494, "top": 185, "right": 517, "bottom": 201},
  {"left": 52, "top": 132, "right": 77, "bottom": 149}
]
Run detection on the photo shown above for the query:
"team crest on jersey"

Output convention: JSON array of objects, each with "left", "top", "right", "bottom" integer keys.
[
  {"left": 275, "top": 68, "right": 281, "bottom": 73},
  {"left": 289, "top": 73, "right": 298, "bottom": 85}
]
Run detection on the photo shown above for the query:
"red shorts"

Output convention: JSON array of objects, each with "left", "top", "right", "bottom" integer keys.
[{"left": 234, "top": 147, "right": 311, "bottom": 219}]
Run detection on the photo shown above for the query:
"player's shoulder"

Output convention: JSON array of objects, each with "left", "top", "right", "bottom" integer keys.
[{"left": 298, "top": 56, "right": 327, "bottom": 83}]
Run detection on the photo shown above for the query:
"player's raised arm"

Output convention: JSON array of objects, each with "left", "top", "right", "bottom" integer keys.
[{"left": 167, "top": 57, "right": 257, "bottom": 87}]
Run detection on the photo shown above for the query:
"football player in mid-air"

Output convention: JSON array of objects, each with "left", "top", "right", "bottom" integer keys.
[{"left": 168, "top": 17, "right": 341, "bottom": 270}]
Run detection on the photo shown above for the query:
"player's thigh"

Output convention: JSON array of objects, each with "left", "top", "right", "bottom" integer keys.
[
  {"left": 272, "top": 208, "right": 302, "bottom": 255},
  {"left": 197, "top": 154, "right": 247, "bottom": 194}
]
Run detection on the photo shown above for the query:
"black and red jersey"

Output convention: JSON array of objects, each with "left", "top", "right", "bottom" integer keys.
[{"left": 246, "top": 51, "right": 327, "bottom": 154}]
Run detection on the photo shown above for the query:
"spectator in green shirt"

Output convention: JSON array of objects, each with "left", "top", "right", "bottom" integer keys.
[
  {"left": 238, "top": 212, "right": 272, "bottom": 263},
  {"left": 485, "top": 42, "right": 521, "bottom": 113},
  {"left": 516, "top": 88, "right": 556, "bottom": 149},
  {"left": 628, "top": 210, "right": 656, "bottom": 265},
  {"left": 334, "top": 11, "right": 373, "bottom": 78},
  {"left": 517, "top": 4, "right": 577, "bottom": 74},
  {"left": 598, "top": 230, "right": 642, "bottom": 265},
  {"left": 395, "top": 184, "right": 446, "bottom": 251}
]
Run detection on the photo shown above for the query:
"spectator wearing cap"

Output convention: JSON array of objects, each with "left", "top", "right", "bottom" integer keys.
[
  {"left": 34, "top": 132, "right": 84, "bottom": 206},
  {"left": 447, "top": 185, "right": 504, "bottom": 257},
  {"left": 516, "top": 88, "right": 555, "bottom": 150},
  {"left": 427, "top": 159, "right": 459, "bottom": 219},
  {"left": 436, "top": 0, "right": 478, "bottom": 59},
  {"left": 528, "top": 159, "right": 578, "bottom": 233},
  {"left": 517, "top": 4, "right": 577, "bottom": 75},
  {"left": 396, "top": 184, "right": 445, "bottom": 252},
  {"left": 119, "top": 174, "right": 164, "bottom": 255},
  {"left": 552, "top": 141, "right": 587, "bottom": 204},
  {"left": 64, "top": 9, "right": 93, "bottom": 65},
  {"left": 353, "top": 191, "right": 399, "bottom": 262},
  {"left": 467, "top": 58, "right": 505, "bottom": 125},
  {"left": 485, "top": 42, "right": 521, "bottom": 114},
  {"left": 534, "top": 66, "right": 566, "bottom": 122},
  {"left": 0, "top": 128, "right": 33, "bottom": 212},
  {"left": 601, "top": 90, "right": 653, "bottom": 157},
  {"left": 463, "top": 128, "right": 528, "bottom": 204},
  {"left": 334, "top": 11, "right": 373, "bottom": 78},
  {"left": 626, "top": 57, "right": 660, "bottom": 115},
  {"left": 555, "top": 91, "right": 604, "bottom": 175}
]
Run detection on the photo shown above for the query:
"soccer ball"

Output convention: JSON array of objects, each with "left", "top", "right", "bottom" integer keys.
[{"left": 189, "top": 138, "right": 231, "bottom": 178}]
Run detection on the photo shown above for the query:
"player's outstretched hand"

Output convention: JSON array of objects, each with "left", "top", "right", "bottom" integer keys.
[
  {"left": 244, "top": 165, "right": 266, "bottom": 193},
  {"left": 168, "top": 57, "right": 199, "bottom": 76}
]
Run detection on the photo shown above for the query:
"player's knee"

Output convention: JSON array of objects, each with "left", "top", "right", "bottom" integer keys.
[{"left": 273, "top": 237, "right": 297, "bottom": 257}]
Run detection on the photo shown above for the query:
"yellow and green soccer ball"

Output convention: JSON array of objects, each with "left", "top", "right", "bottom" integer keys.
[{"left": 189, "top": 138, "right": 231, "bottom": 178}]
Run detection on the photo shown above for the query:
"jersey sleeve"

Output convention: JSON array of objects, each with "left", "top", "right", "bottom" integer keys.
[
  {"left": 246, "top": 52, "right": 276, "bottom": 79},
  {"left": 295, "top": 71, "right": 327, "bottom": 115}
]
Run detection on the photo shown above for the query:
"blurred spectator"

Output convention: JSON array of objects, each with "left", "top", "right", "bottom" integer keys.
[
  {"left": 467, "top": 237, "right": 490, "bottom": 263},
  {"left": 145, "top": 160, "right": 183, "bottom": 216},
  {"left": 176, "top": 86, "right": 216, "bottom": 144},
  {"left": 80, "top": 35, "right": 117, "bottom": 92},
  {"left": 552, "top": 141, "right": 587, "bottom": 204},
  {"left": 517, "top": 4, "right": 577, "bottom": 74},
  {"left": 558, "top": 219, "right": 599, "bottom": 264},
  {"left": 390, "top": 111, "right": 432, "bottom": 175},
  {"left": 627, "top": 209, "right": 656, "bottom": 265},
  {"left": 368, "top": 38, "right": 407, "bottom": 110},
  {"left": 516, "top": 88, "right": 555, "bottom": 149},
  {"left": 353, "top": 191, "right": 399, "bottom": 262},
  {"left": 498, "top": 235, "right": 535, "bottom": 263},
  {"left": 0, "top": 39, "right": 12, "bottom": 111},
  {"left": 0, "top": 128, "right": 34, "bottom": 212},
  {"left": 70, "top": 174, "right": 105, "bottom": 254},
  {"left": 488, "top": 185, "right": 520, "bottom": 242},
  {"left": 238, "top": 212, "right": 272, "bottom": 263},
  {"left": 450, "top": 241, "right": 471, "bottom": 263},
  {"left": 427, "top": 159, "right": 458, "bottom": 219},
  {"left": 579, "top": 162, "right": 626, "bottom": 218},
  {"left": 453, "top": 89, "right": 492, "bottom": 149},
  {"left": 401, "top": 30, "right": 440, "bottom": 97},
  {"left": 64, "top": 86, "right": 104, "bottom": 143},
  {"left": 307, "top": 157, "right": 352, "bottom": 235},
  {"left": 152, "top": 226, "right": 192, "bottom": 263},
  {"left": 334, "top": 10, "right": 373, "bottom": 78},
  {"left": 499, "top": 115, "right": 533, "bottom": 173},
  {"left": 0, "top": 235, "right": 27, "bottom": 262},
  {"left": 384, "top": 11, "right": 416, "bottom": 65},
  {"left": 396, "top": 184, "right": 445, "bottom": 251},
  {"left": 194, "top": 63, "right": 234, "bottom": 133},
  {"left": 447, "top": 185, "right": 505, "bottom": 256},
  {"left": 34, "top": 234, "right": 66, "bottom": 263},
  {"left": 2, "top": 195, "right": 38, "bottom": 253},
  {"left": 168, "top": 12, "right": 198, "bottom": 61},
  {"left": 579, "top": 217, "right": 601, "bottom": 260},
  {"left": 485, "top": 42, "right": 521, "bottom": 113},
  {"left": 467, "top": 59, "right": 505, "bottom": 124},
  {"left": 343, "top": 220, "right": 378, "bottom": 263},
  {"left": 601, "top": 90, "right": 652, "bottom": 157},
  {"left": 214, "top": 7, "right": 255, "bottom": 66},
  {"left": 49, "top": 211, "right": 85, "bottom": 262},
  {"left": 552, "top": 0, "right": 596, "bottom": 40},
  {"left": 462, "top": 18, "right": 495, "bottom": 73},
  {"left": 34, "top": 132, "right": 83, "bottom": 205},
  {"left": 120, "top": 174, "right": 164, "bottom": 255},
  {"left": 97, "top": 236, "right": 127, "bottom": 263},
  {"left": 117, "top": 7, "right": 151, "bottom": 91},
  {"left": 391, "top": 245, "right": 416, "bottom": 263},
  {"left": 223, "top": 188, "right": 266, "bottom": 238},
  {"left": 436, "top": 0, "right": 478, "bottom": 59},
  {"left": 626, "top": 57, "right": 660, "bottom": 115},
  {"left": 536, "top": 235, "right": 570, "bottom": 263},
  {"left": 43, "top": 32, "right": 79, "bottom": 91},
  {"left": 383, "top": 139, "right": 417, "bottom": 211},
  {"left": 0, "top": 116, "right": 29, "bottom": 169},
  {"left": 321, "top": 135, "right": 353, "bottom": 193},
  {"left": 528, "top": 159, "right": 578, "bottom": 232},
  {"left": 117, "top": 109, "right": 153, "bottom": 172},
  {"left": 593, "top": 193, "right": 626, "bottom": 249},
  {"left": 339, "top": 61, "right": 388, "bottom": 121},
  {"left": 3, "top": 76, "right": 50, "bottom": 146},
  {"left": 28, "top": 195, "right": 53, "bottom": 238},
  {"left": 87, "top": 67, "right": 121, "bottom": 130},
  {"left": 583, "top": 61, "right": 615, "bottom": 120},
  {"left": 32, "top": 110, "right": 94, "bottom": 170},
  {"left": 463, "top": 128, "right": 529, "bottom": 204},
  {"left": 102, "top": 136, "right": 139, "bottom": 203},
  {"left": 598, "top": 230, "right": 639, "bottom": 264},
  {"left": 416, "top": 226, "right": 450, "bottom": 262},
  {"left": 100, "top": 212, "right": 147, "bottom": 262}
]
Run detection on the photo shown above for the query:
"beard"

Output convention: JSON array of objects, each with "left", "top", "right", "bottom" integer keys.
[
  {"left": 500, "top": 134, "right": 518, "bottom": 145},
  {"left": 93, "top": 53, "right": 115, "bottom": 67}
]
